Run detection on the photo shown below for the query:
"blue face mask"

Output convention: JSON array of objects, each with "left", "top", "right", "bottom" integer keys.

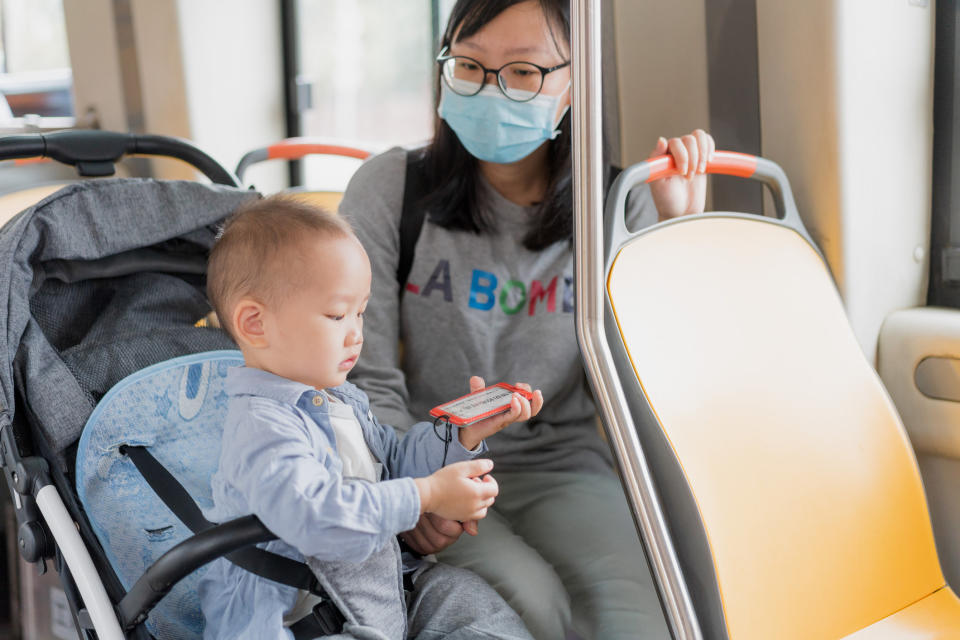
[{"left": 438, "top": 79, "right": 570, "bottom": 164}]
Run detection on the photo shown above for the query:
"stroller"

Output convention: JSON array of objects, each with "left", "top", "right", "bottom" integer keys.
[{"left": 0, "top": 130, "right": 349, "bottom": 639}]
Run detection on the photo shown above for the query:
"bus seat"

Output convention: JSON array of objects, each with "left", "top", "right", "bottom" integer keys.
[
  {"left": 602, "top": 153, "right": 960, "bottom": 639},
  {"left": 0, "top": 183, "right": 69, "bottom": 226},
  {"left": 280, "top": 188, "right": 350, "bottom": 212},
  {"left": 878, "top": 307, "right": 960, "bottom": 591},
  {"left": 235, "top": 138, "right": 372, "bottom": 212}
]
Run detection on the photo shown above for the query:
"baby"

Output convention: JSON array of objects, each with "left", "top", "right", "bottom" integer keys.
[{"left": 198, "top": 195, "right": 539, "bottom": 640}]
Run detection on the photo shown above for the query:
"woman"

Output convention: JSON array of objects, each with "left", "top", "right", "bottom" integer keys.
[{"left": 340, "top": 1, "right": 714, "bottom": 638}]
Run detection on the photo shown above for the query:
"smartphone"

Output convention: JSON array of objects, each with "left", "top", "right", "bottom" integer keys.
[{"left": 429, "top": 383, "right": 534, "bottom": 426}]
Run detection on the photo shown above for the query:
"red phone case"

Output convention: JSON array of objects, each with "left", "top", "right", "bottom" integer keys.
[{"left": 430, "top": 383, "right": 534, "bottom": 426}]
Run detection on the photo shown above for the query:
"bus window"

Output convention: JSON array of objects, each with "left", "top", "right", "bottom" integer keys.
[
  {"left": 0, "top": 0, "right": 74, "bottom": 127},
  {"left": 290, "top": 0, "right": 450, "bottom": 190}
]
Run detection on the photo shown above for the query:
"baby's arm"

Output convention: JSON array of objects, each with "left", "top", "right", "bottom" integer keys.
[
  {"left": 413, "top": 459, "right": 499, "bottom": 523},
  {"left": 366, "top": 377, "right": 542, "bottom": 478},
  {"left": 222, "top": 398, "right": 421, "bottom": 563},
  {"left": 366, "top": 406, "right": 481, "bottom": 478}
]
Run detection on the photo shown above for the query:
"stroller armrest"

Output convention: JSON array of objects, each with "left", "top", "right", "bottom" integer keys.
[{"left": 116, "top": 515, "right": 276, "bottom": 630}]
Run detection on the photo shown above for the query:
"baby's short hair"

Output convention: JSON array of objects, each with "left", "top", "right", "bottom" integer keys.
[{"left": 207, "top": 194, "right": 354, "bottom": 340}]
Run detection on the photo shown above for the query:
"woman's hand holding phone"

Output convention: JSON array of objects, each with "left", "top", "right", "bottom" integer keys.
[{"left": 452, "top": 376, "right": 544, "bottom": 451}]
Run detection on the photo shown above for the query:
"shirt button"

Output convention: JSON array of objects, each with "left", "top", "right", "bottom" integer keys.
[{"left": 312, "top": 395, "right": 324, "bottom": 407}]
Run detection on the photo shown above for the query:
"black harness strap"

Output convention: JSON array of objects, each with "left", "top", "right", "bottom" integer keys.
[
  {"left": 289, "top": 601, "right": 349, "bottom": 640},
  {"left": 120, "top": 445, "right": 210, "bottom": 533},
  {"left": 120, "top": 445, "right": 346, "bottom": 636},
  {"left": 397, "top": 148, "right": 429, "bottom": 294}
]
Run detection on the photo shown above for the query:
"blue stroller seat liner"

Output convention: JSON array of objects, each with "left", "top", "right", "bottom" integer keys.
[{"left": 76, "top": 350, "right": 243, "bottom": 640}]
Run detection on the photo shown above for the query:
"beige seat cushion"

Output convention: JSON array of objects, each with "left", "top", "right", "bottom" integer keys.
[{"left": 0, "top": 183, "right": 67, "bottom": 226}]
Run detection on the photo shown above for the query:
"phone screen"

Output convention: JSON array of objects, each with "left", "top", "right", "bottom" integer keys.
[{"left": 433, "top": 386, "right": 515, "bottom": 422}]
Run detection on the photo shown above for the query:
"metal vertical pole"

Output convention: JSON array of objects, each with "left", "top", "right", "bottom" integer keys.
[
  {"left": 280, "top": 0, "right": 303, "bottom": 188},
  {"left": 569, "top": 1, "right": 702, "bottom": 638}
]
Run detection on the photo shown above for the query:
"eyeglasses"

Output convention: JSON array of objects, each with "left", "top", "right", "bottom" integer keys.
[{"left": 436, "top": 46, "right": 570, "bottom": 103}]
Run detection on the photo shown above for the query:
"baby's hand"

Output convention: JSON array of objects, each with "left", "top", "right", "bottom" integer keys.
[
  {"left": 458, "top": 376, "right": 543, "bottom": 451},
  {"left": 414, "top": 459, "right": 498, "bottom": 522}
]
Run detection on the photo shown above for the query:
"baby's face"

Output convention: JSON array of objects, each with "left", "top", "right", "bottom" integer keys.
[{"left": 259, "top": 234, "right": 371, "bottom": 390}]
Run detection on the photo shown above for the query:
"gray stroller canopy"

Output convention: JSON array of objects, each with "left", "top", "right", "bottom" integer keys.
[{"left": 0, "top": 178, "right": 255, "bottom": 468}]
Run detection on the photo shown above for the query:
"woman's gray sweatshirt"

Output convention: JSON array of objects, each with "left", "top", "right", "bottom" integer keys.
[{"left": 340, "top": 147, "right": 655, "bottom": 474}]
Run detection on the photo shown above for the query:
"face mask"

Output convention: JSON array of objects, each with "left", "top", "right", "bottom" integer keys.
[{"left": 438, "top": 78, "right": 571, "bottom": 164}]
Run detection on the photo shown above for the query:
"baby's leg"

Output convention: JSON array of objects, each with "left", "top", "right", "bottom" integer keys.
[
  {"left": 306, "top": 541, "right": 406, "bottom": 640},
  {"left": 406, "top": 561, "right": 534, "bottom": 640}
]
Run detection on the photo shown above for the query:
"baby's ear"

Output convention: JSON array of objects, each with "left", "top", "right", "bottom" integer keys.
[{"left": 233, "top": 299, "right": 268, "bottom": 348}]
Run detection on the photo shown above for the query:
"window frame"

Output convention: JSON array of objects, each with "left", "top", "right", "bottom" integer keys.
[
  {"left": 281, "top": 0, "right": 448, "bottom": 188},
  {"left": 929, "top": 2, "right": 960, "bottom": 307}
]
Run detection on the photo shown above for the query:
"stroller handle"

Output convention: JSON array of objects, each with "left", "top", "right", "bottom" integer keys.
[{"left": 0, "top": 130, "right": 240, "bottom": 186}]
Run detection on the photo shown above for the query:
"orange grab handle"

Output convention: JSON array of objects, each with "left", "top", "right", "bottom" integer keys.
[
  {"left": 266, "top": 140, "right": 372, "bottom": 162},
  {"left": 645, "top": 150, "right": 757, "bottom": 183},
  {"left": 11, "top": 157, "right": 50, "bottom": 166}
]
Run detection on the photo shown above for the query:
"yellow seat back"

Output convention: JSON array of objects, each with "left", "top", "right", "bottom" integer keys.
[
  {"left": 607, "top": 214, "right": 944, "bottom": 639},
  {"left": 280, "top": 190, "right": 345, "bottom": 212}
]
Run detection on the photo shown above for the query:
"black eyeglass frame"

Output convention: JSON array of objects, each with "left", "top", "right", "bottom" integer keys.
[{"left": 436, "top": 46, "right": 571, "bottom": 103}]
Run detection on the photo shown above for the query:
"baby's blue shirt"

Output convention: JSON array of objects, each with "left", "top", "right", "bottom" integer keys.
[{"left": 198, "top": 366, "right": 484, "bottom": 640}]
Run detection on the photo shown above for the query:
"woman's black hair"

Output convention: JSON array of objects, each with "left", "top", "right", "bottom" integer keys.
[{"left": 421, "top": 0, "right": 575, "bottom": 251}]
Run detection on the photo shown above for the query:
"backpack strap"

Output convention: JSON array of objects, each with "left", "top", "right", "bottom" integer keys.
[
  {"left": 609, "top": 165, "right": 622, "bottom": 187},
  {"left": 397, "top": 148, "right": 429, "bottom": 294}
]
